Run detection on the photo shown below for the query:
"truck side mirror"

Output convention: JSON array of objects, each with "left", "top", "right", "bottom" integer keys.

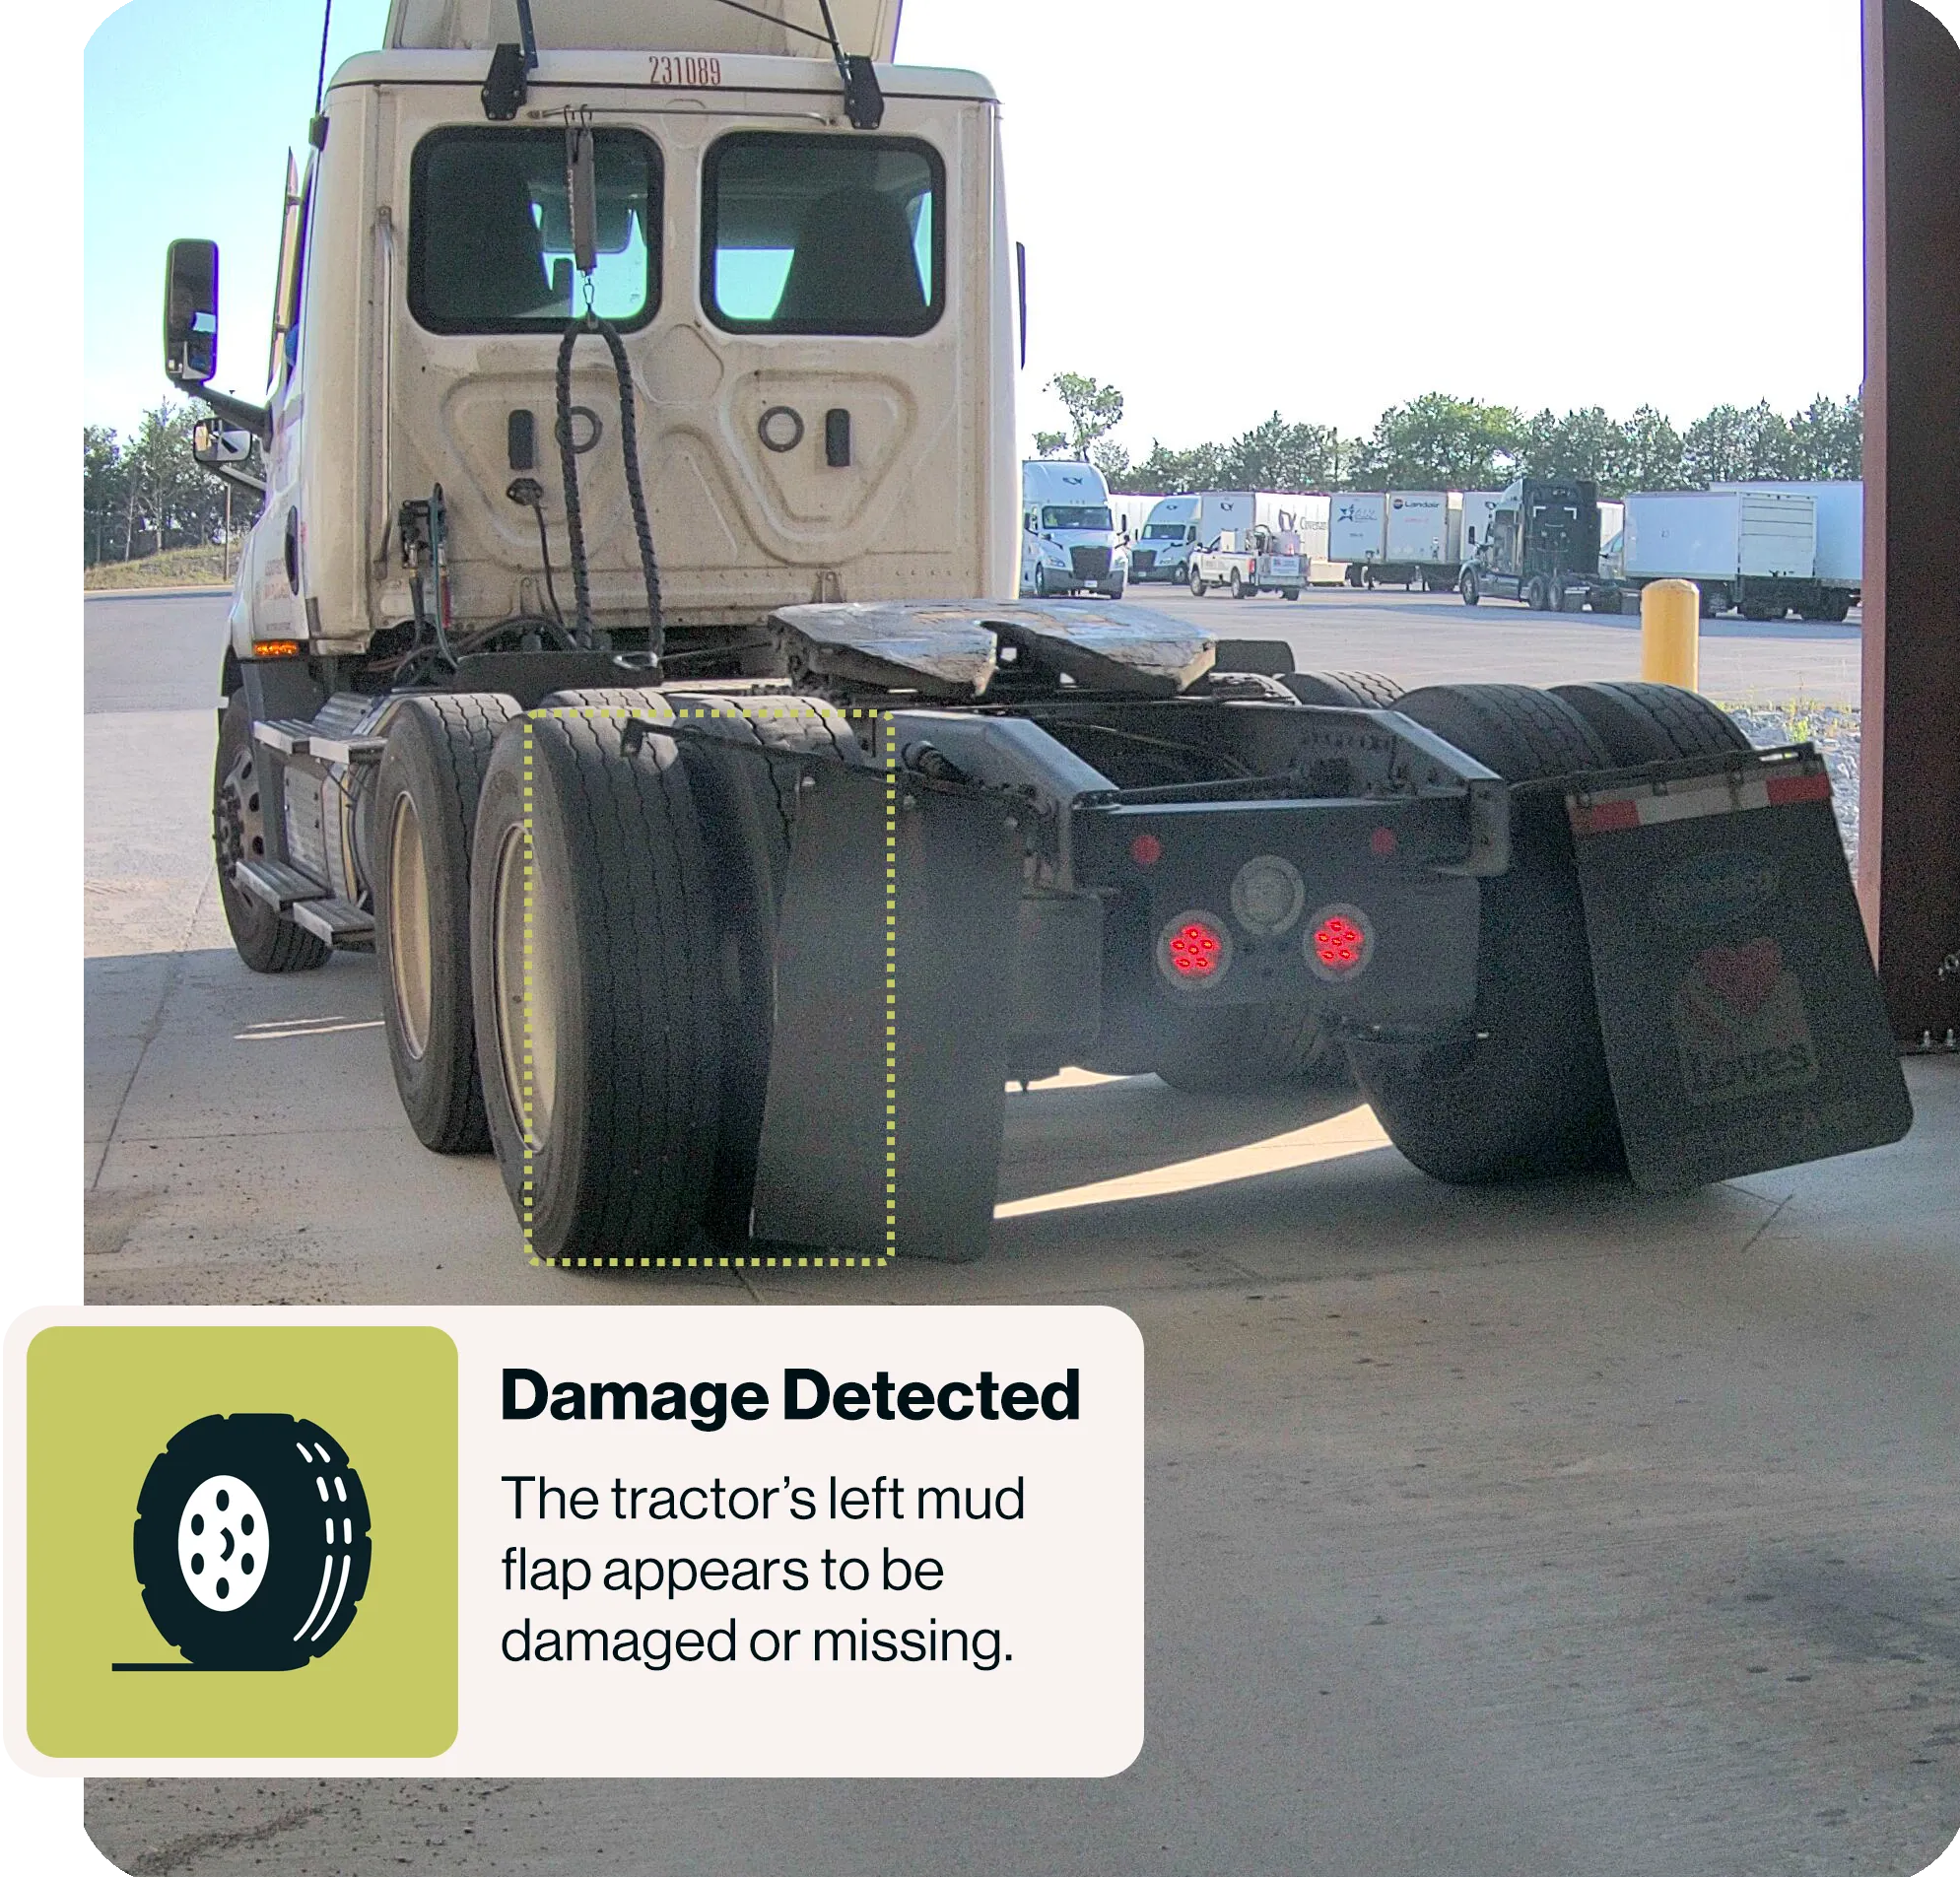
[
  {"left": 164, "top": 238, "right": 220, "bottom": 388},
  {"left": 192, "top": 420, "right": 253, "bottom": 467}
]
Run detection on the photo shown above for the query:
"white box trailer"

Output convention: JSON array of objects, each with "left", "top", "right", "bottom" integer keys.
[
  {"left": 1330, "top": 492, "right": 1386, "bottom": 578},
  {"left": 1386, "top": 491, "right": 1461, "bottom": 586},
  {"left": 1109, "top": 492, "right": 1165, "bottom": 545},
  {"left": 1255, "top": 492, "right": 1331, "bottom": 563},
  {"left": 1715, "top": 481, "right": 1862, "bottom": 592},
  {"left": 1616, "top": 490, "right": 1834, "bottom": 620}
]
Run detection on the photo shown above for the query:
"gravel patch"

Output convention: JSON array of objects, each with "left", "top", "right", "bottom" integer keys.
[{"left": 1715, "top": 701, "right": 1860, "bottom": 870}]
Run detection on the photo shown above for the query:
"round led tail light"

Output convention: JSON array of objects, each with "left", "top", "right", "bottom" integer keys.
[
  {"left": 1230, "top": 854, "right": 1306, "bottom": 936},
  {"left": 1156, "top": 910, "right": 1233, "bottom": 990},
  {"left": 1305, "top": 903, "right": 1374, "bottom": 982}
]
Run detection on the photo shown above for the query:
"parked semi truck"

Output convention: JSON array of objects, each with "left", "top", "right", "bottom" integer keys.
[
  {"left": 1021, "top": 459, "right": 1126, "bottom": 599},
  {"left": 1130, "top": 491, "right": 1253, "bottom": 583},
  {"left": 169, "top": 0, "right": 1908, "bottom": 1265}
]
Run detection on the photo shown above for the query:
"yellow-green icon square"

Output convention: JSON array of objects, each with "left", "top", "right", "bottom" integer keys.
[{"left": 27, "top": 1326, "right": 456, "bottom": 1758}]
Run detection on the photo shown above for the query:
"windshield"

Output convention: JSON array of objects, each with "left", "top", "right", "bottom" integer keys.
[
  {"left": 409, "top": 127, "right": 659, "bottom": 333},
  {"left": 704, "top": 133, "right": 941, "bottom": 336},
  {"left": 1142, "top": 520, "right": 1187, "bottom": 538},
  {"left": 1042, "top": 505, "right": 1113, "bottom": 531}
]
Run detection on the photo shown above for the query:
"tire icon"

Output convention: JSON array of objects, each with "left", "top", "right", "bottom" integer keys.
[{"left": 132, "top": 1415, "right": 372, "bottom": 1670}]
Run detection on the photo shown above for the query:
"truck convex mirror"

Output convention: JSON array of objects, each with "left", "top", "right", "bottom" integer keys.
[
  {"left": 164, "top": 238, "right": 220, "bottom": 387},
  {"left": 191, "top": 421, "right": 252, "bottom": 467}
]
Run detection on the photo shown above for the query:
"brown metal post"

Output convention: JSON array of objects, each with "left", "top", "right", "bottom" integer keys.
[{"left": 1859, "top": 0, "right": 1960, "bottom": 1045}]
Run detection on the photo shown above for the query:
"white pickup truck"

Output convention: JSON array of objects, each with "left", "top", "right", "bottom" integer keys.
[{"left": 1187, "top": 527, "right": 1304, "bottom": 600}]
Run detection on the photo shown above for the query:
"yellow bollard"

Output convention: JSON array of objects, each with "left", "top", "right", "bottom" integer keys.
[{"left": 1640, "top": 578, "right": 1701, "bottom": 690}]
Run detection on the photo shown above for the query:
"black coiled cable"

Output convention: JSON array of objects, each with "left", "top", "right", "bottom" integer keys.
[{"left": 555, "top": 312, "right": 662, "bottom": 660}]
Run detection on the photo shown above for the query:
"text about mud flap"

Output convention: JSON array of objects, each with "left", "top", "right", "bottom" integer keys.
[{"left": 462, "top": 1306, "right": 1144, "bottom": 1776}]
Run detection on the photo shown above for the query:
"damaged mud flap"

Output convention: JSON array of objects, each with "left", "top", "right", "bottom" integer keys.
[
  {"left": 1565, "top": 746, "right": 1912, "bottom": 1192},
  {"left": 750, "top": 748, "right": 1025, "bottom": 1261}
]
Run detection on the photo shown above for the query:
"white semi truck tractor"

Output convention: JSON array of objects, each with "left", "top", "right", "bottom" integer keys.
[{"left": 168, "top": 0, "right": 1909, "bottom": 1266}]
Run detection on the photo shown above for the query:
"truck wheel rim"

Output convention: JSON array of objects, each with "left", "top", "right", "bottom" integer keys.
[
  {"left": 492, "top": 821, "right": 557, "bottom": 1149},
  {"left": 387, "top": 795, "right": 434, "bottom": 1060}
]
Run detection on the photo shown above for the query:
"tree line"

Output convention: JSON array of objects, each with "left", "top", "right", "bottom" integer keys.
[
  {"left": 84, "top": 398, "right": 264, "bottom": 567},
  {"left": 1035, "top": 375, "right": 1863, "bottom": 498}
]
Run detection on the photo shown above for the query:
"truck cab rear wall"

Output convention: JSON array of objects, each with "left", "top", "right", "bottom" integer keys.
[{"left": 291, "top": 73, "right": 1013, "bottom": 651}]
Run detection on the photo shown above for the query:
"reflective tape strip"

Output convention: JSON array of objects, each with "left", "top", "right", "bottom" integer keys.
[{"left": 1569, "top": 767, "right": 1830, "bottom": 837}]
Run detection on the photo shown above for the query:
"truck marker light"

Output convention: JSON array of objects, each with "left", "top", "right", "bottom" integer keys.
[
  {"left": 1230, "top": 854, "right": 1306, "bottom": 936},
  {"left": 1156, "top": 910, "right": 1233, "bottom": 989},
  {"left": 1305, "top": 903, "right": 1375, "bottom": 982},
  {"left": 1129, "top": 834, "right": 1163, "bottom": 867},
  {"left": 252, "top": 639, "right": 304, "bottom": 659},
  {"left": 1370, "top": 826, "right": 1398, "bottom": 858}
]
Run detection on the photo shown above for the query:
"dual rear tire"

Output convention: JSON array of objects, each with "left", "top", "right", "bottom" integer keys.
[
  {"left": 1347, "top": 681, "right": 1749, "bottom": 1183},
  {"left": 462, "top": 694, "right": 867, "bottom": 1264}
]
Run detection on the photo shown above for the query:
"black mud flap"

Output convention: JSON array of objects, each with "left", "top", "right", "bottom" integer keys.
[
  {"left": 1566, "top": 751, "right": 1912, "bottom": 1191},
  {"left": 750, "top": 759, "right": 1024, "bottom": 1261}
]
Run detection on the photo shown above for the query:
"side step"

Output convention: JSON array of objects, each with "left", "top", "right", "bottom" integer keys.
[
  {"left": 252, "top": 718, "right": 319, "bottom": 756},
  {"left": 292, "top": 897, "right": 374, "bottom": 945},
  {"left": 234, "top": 857, "right": 329, "bottom": 910}
]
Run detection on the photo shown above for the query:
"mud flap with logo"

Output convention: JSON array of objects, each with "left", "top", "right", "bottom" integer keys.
[
  {"left": 1566, "top": 751, "right": 1912, "bottom": 1191},
  {"left": 750, "top": 758, "right": 1025, "bottom": 1261}
]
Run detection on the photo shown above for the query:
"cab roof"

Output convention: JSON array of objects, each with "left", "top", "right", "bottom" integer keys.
[
  {"left": 384, "top": 0, "right": 903, "bottom": 59},
  {"left": 328, "top": 48, "right": 995, "bottom": 104}
]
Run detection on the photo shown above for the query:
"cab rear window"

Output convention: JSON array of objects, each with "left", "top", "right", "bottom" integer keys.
[
  {"left": 408, "top": 127, "right": 661, "bottom": 334},
  {"left": 702, "top": 133, "right": 942, "bottom": 336}
]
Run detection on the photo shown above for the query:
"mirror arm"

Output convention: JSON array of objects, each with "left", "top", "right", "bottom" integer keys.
[
  {"left": 207, "top": 460, "right": 268, "bottom": 499},
  {"left": 193, "top": 385, "right": 274, "bottom": 441}
]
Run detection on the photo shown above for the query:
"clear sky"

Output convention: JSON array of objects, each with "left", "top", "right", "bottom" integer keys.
[{"left": 81, "top": 0, "right": 1960, "bottom": 454}]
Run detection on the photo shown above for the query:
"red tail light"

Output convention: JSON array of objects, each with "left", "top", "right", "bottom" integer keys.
[
  {"left": 1306, "top": 903, "right": 1374, "bottom": 981},
  {"left": 1156, "top": 910, "right": 1233, "bottom": 990}
]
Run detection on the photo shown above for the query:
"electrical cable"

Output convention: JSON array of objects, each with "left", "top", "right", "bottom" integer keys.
[{"left": 556, "top": 313, "right": 663, "bottom": 659}]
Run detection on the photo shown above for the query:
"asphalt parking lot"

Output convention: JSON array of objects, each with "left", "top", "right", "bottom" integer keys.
[{"left": 82, "top": 588, "right": 1956, "bottom": 1876}]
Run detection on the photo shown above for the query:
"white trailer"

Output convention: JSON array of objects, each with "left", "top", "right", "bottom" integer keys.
[
  {"left": 1108, "top": 492, "right": 1165, "bottom": 546},
  {"left": 1385, "top": 492, "right": 1461, "bottom": 589},
  {"left": 1253, "top": 492, "right": 1331, "bottom": 564},
  {"left": 1330, "top": 493, "right": 1386, "bottom": 581},
  {"left": 1336, "top": 492, "right": 1459, "bottom": 589},
  {"left": 1714, "top": 481, "right": 1861, "bottom": 616},
  {"left": 1618, "top": 490, "right": 1817, "bottom": 618}
]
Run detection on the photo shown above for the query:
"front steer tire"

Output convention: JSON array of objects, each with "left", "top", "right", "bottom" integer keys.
[
  {"left": 374, "top": 693, "right": 521, "bottom": 1154},
  {"left": 471, "top": 711, "right": 723, "bottom": 1264},
  {"left": 1345, "top": 683, "right": 1623, "bottom": 1184},
  {"left": 211, "top": 697, "right": 331, "bottom": 974}
]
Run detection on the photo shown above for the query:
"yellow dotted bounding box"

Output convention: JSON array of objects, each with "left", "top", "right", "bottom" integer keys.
[{"left": 520, "top": 701, "right": 897, "bottom": 1272}]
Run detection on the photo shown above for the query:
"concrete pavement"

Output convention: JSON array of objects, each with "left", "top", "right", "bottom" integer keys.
[{"left": 80, "top": 592, "right": 1957, "bottom": 1876}]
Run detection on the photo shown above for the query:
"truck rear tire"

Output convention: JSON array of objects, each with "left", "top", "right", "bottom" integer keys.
[
  {"left": 1698, "top": 583, "right": 1729, "bottom": 618},
  {"left": 1229, "top": 570, "right": 1246, "bottom": 599},
  {"left": 1283, "top": 587, "right": 1301, "bottom": 601},
  {"left": 1281, "top": 670, "right": 1405, "bottom": 709},
  {"left": 1548, "top": 681, "right": 1751, "bottom": 767},
  {"left": 374, "top": 693, "right": 521, "bottom": 1154},
  {"left": 211, "top": 696, "right": 332, "bottom": 974},
  {"left": 470, "top": 710, "right": 723, "bottom": 1264},
  {"left": 1344, "top": 684, "right": 1622, "bottom": 1183}
]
